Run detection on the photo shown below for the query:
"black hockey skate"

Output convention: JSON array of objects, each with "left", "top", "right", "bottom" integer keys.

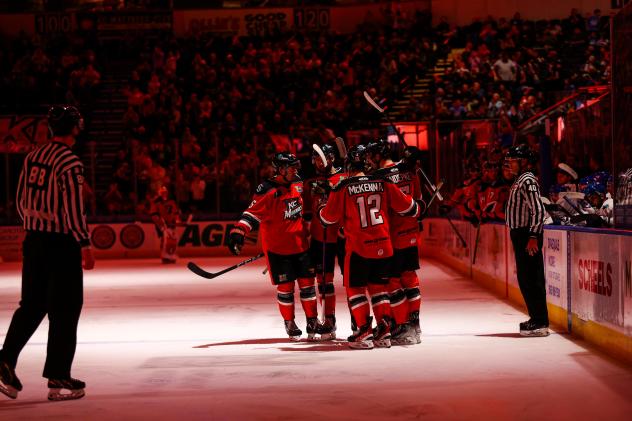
[
  {"left": 319, "top": 315, "right": 337, "bottom": 341},
  {"left": 306, "top": 317, "right": 334, "bottom": 341},
  {"left": 372, "top": 318, "right": 392, "bottom": 348},
  {"left": 390, "top": 323, "right": 416, "bottom": 346},
  {"left": 519, "top": 320, "right": 549, "bottom": 337},
  {"left": 409, "top": 310, "right": 422, "bottom": 344},
  {"left": 347, "top": 316, "right": 374, "bottom": 350},
  {"left": 0, "top": 360, "right": 22, "bottom": 399},
  {"left": 47, "top": 377, "right": 85, "bottom": 401},
  {"left": 285, "top": 319, "right": 302, "bottom": 341}
]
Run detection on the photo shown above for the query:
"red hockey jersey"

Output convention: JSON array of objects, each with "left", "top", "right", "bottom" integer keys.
[
  {"left": 373, "top": 162, "right": 423, "bottom": 250},
  {"left": 303, "top": 170, "right": 347, "bottom": 243},
  {"left": 319, "top": 175, "right": 419, "bottom": 259},
  {"left": 235, "top": 179, "right": 309, "bottom": 255}
]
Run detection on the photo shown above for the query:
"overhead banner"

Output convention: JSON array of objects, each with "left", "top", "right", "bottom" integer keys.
[
  {"left": 543, "top": 229, "right": 568, "bottom": 309},
  {"left": 571, "top": 232, "right": 623, "bottom": 332},
  {"left": 174, "top": 8, "right": 292, "bottom": 36},
  {"left": 0, "top": 115, "right": 49, "bottom": 153}
]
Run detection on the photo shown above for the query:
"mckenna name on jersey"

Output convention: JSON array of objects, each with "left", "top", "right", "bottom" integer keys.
[{"left": 347, "top": 179, "right": 385, "bottom": 195}]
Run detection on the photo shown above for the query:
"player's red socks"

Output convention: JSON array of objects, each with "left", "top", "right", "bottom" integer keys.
[
  {"left": 276, "top": 282, "right": 295, "bottom": 321},
  {"left": 368, "top": 284, "right": 390, "bottom": 324},
  {"left": 401, "top": 271, "right": 421, "bottom": 313},
  {"left": 317, "top": 273, "right": 336, "bottom": 316},
  {"left": 298, "top": 278, "right": 318, "bottom": 319},
  {"left": 347, "top": 287, "right": 370, "bottom": 327},
  {"left": 388, "top": 278, "right": 408, "bottom": 325}
]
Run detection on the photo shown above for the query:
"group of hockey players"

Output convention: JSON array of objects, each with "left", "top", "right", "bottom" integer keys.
[{"left": 226, "top": 139, "right": 427, "bottom": 349}]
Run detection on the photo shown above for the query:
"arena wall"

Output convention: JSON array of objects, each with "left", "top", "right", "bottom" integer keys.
[{"left": 420, "top": 218, "right": 632, "bottom": 364}]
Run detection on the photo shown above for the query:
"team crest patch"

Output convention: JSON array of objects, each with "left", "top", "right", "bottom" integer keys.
[
  {"left": 410, "top": 237, "right": 416, "bottom": 245},
  {"left": 295, "top": 185, "right": 303, "bottom": 193},
  {"left": 283, "top": 198, "right": 302, "bottom": 220},
  {"left": 377, "top": 249, "right": 384, "bottom": 256}
]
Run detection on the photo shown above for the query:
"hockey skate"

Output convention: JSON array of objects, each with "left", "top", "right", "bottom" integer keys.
[
  {"left": 0, "top": 360, "right": 22, "bottom": 399},
  {"left": 519, "top": 320, "right": 549, "bottom": 337},
  {"left": 285, "top": 319, "right": 302, "bottom": 341},
  {"left": 409, "top": 311, "right": 422, "bottom": 344},
  {"left": 306, "top": 317, "right": 334, "bottom": 341},
  {"left": 347, "top": 317, "right": 374, "bottom": 350},
  {"left": 372, "top": 318, "right": 392, "bottom": 348},
  {"left": 47, "top": 378, "right": 85, "bottom": 401},
  {"left": 319, "top": 315, "right": 337, "bottom": 341},
  {"left": 390, "top": 323, "right": 416, "bottom": 346}
]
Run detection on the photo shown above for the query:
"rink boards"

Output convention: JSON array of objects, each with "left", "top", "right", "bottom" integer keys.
[{"left": 420, "top": 218, "right": 632, "bottom": 364}]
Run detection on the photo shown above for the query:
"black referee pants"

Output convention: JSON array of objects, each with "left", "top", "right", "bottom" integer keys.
[
  {"left": 0, "top": 232, "right": 83, "bottom": 379},
  {"left": 510, "top": 228, "right": 549, "bottom": 326}
]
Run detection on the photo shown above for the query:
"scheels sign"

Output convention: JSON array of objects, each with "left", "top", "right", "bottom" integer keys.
[{"left": 578, "top": 259, "right": 613, "bottom": 297}]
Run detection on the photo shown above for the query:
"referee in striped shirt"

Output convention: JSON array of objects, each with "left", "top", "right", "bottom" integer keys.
[
  {"left": 0, "top": 105, "right": 93, "bottom": 401},
  {"left": 505, "top": 144, "right": 549, "bottom": 337}
]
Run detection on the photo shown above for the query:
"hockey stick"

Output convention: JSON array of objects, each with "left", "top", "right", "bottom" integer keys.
[
  {"left": 321, "top": 226, "right": 328, "bottom": 319},
  {"left": 472, "top": 223, "right": 481, "bottom": 264},
  {"left": 363, "top": 91, "right": 443, "bottom": 201},
  {"left": 446, "top": 215, "right": 467, "bottom": 248},
  {"left": 334, "top": 137, "right": 347, "bottom": 159},
  {"left": 187, "top": 253, "right": 265, "bottom": 279}
]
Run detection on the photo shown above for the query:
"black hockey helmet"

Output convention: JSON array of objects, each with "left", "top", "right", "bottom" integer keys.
[
  {"left": 402, "top": 146, "right": 423, "bottom": 167},
  {"left": 48, "top": 105, "right": 83, "bottom": 137},
  {"left": 365, "top": 138, "right": 390, "bottom": 158},
  {"left": 272, "top": 152, "right": 300, "bottom": 171},
  {"left": 312, "top": 143, "right": 336, "bottom": 165},
  {"left": 346, "top": 144, "right": 367, "bottom": 171}
]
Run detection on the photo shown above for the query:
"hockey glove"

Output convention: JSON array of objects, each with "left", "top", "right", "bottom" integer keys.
[{"left": 227, "top": 228, "right": 245, "bottom": 256}]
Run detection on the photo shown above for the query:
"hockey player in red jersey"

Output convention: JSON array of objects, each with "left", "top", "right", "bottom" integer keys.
[
  {"left": 366, "top": 140, "right": 425, "bottom": 345},
  {"left": 303, "top": 144, "right": 347, "bottom": 338},
  {"left": 227, "top": 153, "right": 332, "bottom": 341},
  {"left": 319, "top": 145, "right": 422, "bottom": 349},
  {"left": 439, "top": 162, "right": 482, "bottom": 224},
  {"left": 150, "top": 186, "right": 182, "bottom": 264},
  {"left": 477, "top": 161, "right": 508, "bottom": 222}
]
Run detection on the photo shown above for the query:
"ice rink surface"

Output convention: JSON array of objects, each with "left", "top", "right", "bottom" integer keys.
[{"left": 1, "top": 257, "right": 631, "bottom": 421}]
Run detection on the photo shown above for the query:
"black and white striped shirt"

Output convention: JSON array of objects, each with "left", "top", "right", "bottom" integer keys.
[
  {"left": 16, "top": 141, "right": 90, "bottom": 247},
  {"left": 506, "top": 171, "right": 546, "bottom": 235}
]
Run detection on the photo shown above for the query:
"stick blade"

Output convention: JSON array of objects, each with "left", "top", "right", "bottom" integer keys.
[
  {"left": 363, "top": 90, "right": 384, "bottom": 113},
  {"left": 187, "top": 262, "right": 217, "bottom": 279},
  {"left": 334, "top": 137, "right": 347, "bottom": 159}
]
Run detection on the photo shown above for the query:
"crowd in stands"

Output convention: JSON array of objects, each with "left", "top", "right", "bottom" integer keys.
[
  {"left": 0, "top": 32, "right": 101, "bottom": 113},
  {"left": 413, "top": 9, "right": 610, "bottom": 124},
  {"left": 107, "top": 8, "right": 436, "bottom": 215}
]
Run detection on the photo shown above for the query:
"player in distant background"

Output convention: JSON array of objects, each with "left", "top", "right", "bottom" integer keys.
[
  {"left": 319, "top": 144, "right": 422, "bottom": 350},
  {"left": 303, "top": 143, "right": 347, "bottom": 338},
  {"left": 366, "top": 140, "right": 425, "bottom": 346},
  {"left": 150, "top": 186, "right": 182, "bottom": 264},
  {"left": 227, "top": 153, "right": 332, "bottom": 341}
]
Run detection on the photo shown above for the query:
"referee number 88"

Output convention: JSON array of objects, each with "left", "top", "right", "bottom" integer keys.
[{"left": 28, "top": 165, "right": 48, "bottom": 188}]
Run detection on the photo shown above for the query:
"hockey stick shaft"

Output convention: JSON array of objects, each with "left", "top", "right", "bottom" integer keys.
[
  {"left": 472, "top": 224, "right": 481, "bottom": 264},
  {"left": 446, "top": 215, "right": 467, "bottom": 248},
  {"left": 321, "top": 226, "right": 327, "bottom": 318},
  {"left": 188, "top": 253, "right": 265, "bottom": 279}
]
